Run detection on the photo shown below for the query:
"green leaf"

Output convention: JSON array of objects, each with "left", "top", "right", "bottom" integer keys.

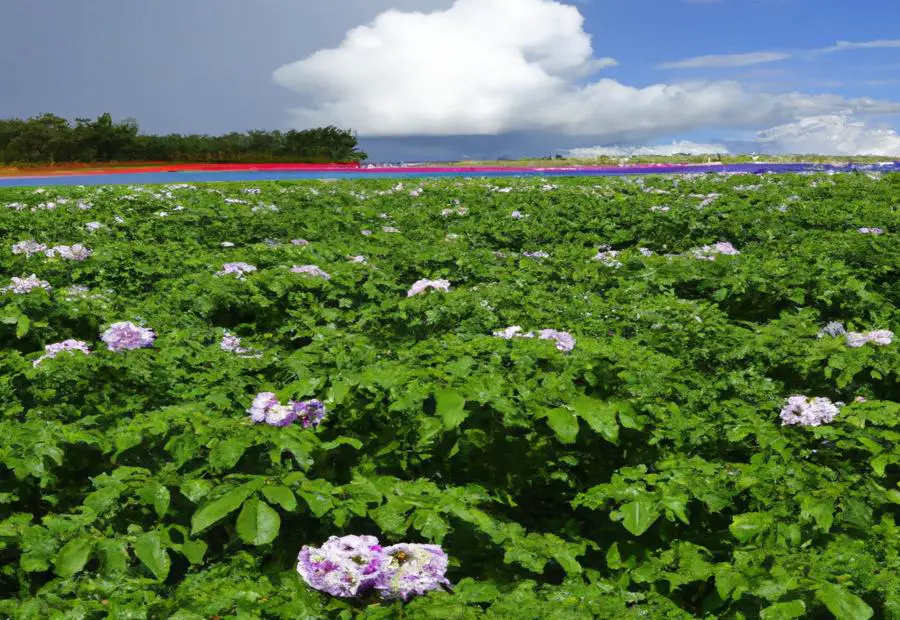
[
  {"left": 729, "top": 511, "right": 773, "bottom": 543},
  {"left": 180, "top": 540, "right": 207, "bottom": 565},
  {"left": 190, "top": 486, "right": 254, "bottom": 535},
  {"left": 208, "top": 436, "right": 252, "bottom": 470},
  {"left": 436, "top": 389, "right": 467, "bottom": 430},
  {"left": 262, "top": 486, "right": 297, "bottom": 511},
  {"left": 760, "top": 600, "right": 807, "bottom": 620},
  {"left": 137, "top": 482, "right": 171, "bottom": 519},
  {"left": 180, "top": 479, "right": 214, "bottom": 504},
  {"left": 800, "top": 497, "right": 834, "bottom": 532},
  {"left": 618, "top": 499, "right": 660, "bottom": 536},
  {"left": 815, "top": 583, "right": 873, "bottom": 620},
  {"left": 16, "top": 315, "right": 30, "bottom": 339},
  {"left": 54, "top": 536, "right": 93, "bottom": 577},
  {"left": 236, "top": 499, "right": 281, "bottom": 546},
  {"left": 134, "top": 531, "right": 170, "bottom": 580},
  {"left": 544, "top": 407, "right": 579, "bottom": 444},
  {"left": 571, "top": 396, "right": 619, "bottom": 444},
  {"left": 96, "top": 539, "right": 129, "bottom": 575}
]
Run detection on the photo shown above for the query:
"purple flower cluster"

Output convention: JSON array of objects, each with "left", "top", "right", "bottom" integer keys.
[
  {"left": 100, "top": 322, "right": 156, "bottom": 352},
  {"left": 11, "top": 240, "right": 48, "bottom": 256},
  {"left": 3, "top": 274, "right": 52, "bottom": 294},
  {"left": 522, "top": 251, "right": 549, "bottom": 259},
  {"left": 592, "top": 248, "right": 622, "bottom": 268},
  {"left": 780, "top": 395, "right": 841, "bottom": 427},
  {"left": 493, "top": 326, "right": 576, "bottom": 352},
  {"left": 858, "top": 227, "right": 884, "bottom": 235},
  {"left": 407, "top": 279, "right": 451, "bottom": 297},
  {"left": 44, "top": 244, "right": 93, "bottom": 261},
  {"left": 845, "top": 329, "right": 893, "bottom": 347},
  {"left": 297, "top": 535, "right": 450, "bottom": 601},
  {"left": 291, "top": 264, "right": 331, "bottom": 280},
  {"left": 248, "top": 392, "right": 328, "bottom": 428},
  {"left": 291, "top": 238, "right": 310, "bottom": 246},
  {"left": 692, "top": 242, "right": 740, "bottom": 260},
  {"left": 220, "top": 331, "right": 262, "bottom": 358},
  {"left": 33, "top": 339, "right": 91, "bottom": 367},
  {"left": 216, "top": 262, "right": 257, "bottom": 279}
]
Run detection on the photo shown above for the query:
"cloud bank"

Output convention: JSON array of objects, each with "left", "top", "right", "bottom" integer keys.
[{"left": 273, "top": 0, "right": 900, "bottom": 141}]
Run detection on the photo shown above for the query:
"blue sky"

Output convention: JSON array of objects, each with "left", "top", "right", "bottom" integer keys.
[{"left": 2, "top": 0, "right": 899, "bottom": 158}]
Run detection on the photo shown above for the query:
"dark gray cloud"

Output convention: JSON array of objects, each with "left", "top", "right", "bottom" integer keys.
[{"left": 0, "top": 0, "right": 451, "bottom": 134}]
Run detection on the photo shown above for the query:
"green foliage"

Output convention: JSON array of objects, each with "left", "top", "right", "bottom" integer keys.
[
  {"left": 0, "top": 113, "right": 367, "bottom": 164},
  {"left": 0, "top": 172, "right": 898, "bottom": 617}
]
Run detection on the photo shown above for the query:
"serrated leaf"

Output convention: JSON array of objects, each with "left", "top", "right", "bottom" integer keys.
[
  {"left": 54, "top": 536, "right": 93, "bottom": 577},
  {"left": 619, "top": 499, "right": 659, "bottom": 536},
  {"left": 544, "top": 407, "right": 579, "bottom": 444},
  {"left": 190, "top": 486, "right": 254, "bottom": 535},
  {"left": 262, "top": 486, "right": 297, "bottom": 511},
  {"left": 815, "top": 583, "right": 873, "bottom": 620},
  {"left": 412, "top": 510, "right": 449, "bottom": 542},
  {"left": 236, "top": 499, "right": 281, "bottom": 546},
  {"left": 134, "top": 531, "right": 170, "bottom": 580},
  {"left": 436, "top": 389, "right": 467, "bottom": 430}
]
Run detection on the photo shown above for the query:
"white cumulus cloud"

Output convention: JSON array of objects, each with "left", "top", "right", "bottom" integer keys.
[
  {"left": 755, "top": 113, "right": 900, "bottom": 155},
  {"left": 273, "top": 0, "right": 900, "bottom": 141},
  {"left": 563, "top": 140, "right": 730, "bottom": 157}
]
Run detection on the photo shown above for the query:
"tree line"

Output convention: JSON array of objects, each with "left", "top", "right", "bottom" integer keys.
[{"left": 0, "top": 113, "right": 367, "bottom": 165}]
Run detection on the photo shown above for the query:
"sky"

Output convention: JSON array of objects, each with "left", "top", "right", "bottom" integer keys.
[{"left": 2, "top": 0, "right": 900, "bottom": 160}]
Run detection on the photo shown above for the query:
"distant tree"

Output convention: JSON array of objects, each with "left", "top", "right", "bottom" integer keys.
[{"left": 0, "top": 113, "right": 367, "bottom": 164}]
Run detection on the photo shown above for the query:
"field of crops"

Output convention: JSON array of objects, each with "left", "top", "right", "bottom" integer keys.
[{"left": 0, "top": 172, "right": 898, "bottom": 619}]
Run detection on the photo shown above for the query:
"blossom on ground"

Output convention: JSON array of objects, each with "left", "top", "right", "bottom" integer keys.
[
  {"left": 692, "top": 242, "right": 740, "bottom": 260},
  {"left": 221, "top": 241, "right": 235, "bottom": 247},
  {"left": 382, "top": 226, "right": 400, "bottom": 233},
  {"left": 845, "top": 330, "right": 893, "bottom": 347},
  {"left": 291, "top": 265, "right": 331, "bottom": 280},
  {"left": 11, "top": 240, "right": 48, "bottom": 257},
  {"left": 215, "top": 262, "right": 257, "bottom": 278},
  {"left": 33, "top": 339, "right": 91, "bottom": 367},
  {"left": 361, "top": 229, "right": 373, "bottom": 236},
  {"left": 858, "top": 227, "right": 884, "bottom": 235},
  {"left": 348, "top": 255, "right": 367, "bottom": 264},
  {"left": 510, "top": 210, "right": 525, "bottom": 219},
  {"left": 44, "top": 244, "right": 92, "bottom": 261},
  {"left": 650, "top": 205, "right": 670, "bottom": 213},
  {"left": 407, "top": 279, "right": 451, "bottom": 297},
  {"left": 3, "top": 274, "right": 51, "bottom": 294},
  {"left": 638, "top": 247, "right": 654, "bottom": 257},
  {"left": 101, "top": 322, "right": 155, "bottom": 352},
  {"left": 85, "top": 222, "right": 105, "bottom": 232},
  {"left": 779, "top": 395, "right": 841, "bottom": 427},
  {"left": 6, "top": 202, "right": 27, "bottom": 211},
  {"left": 522, "top": 251, "right": 549, "bottom": 259},
  {"left": 375, "top": 544, "right": 451, "bottom": 601},
  {"left": 538, "top": 329, "right": 576, "bottom": 352},
  {"left": 291, "top": 239, "right": 309, "bottom": 246},
  {"left": 297, "top": 535, "right": 385, "bottom": 598}
]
